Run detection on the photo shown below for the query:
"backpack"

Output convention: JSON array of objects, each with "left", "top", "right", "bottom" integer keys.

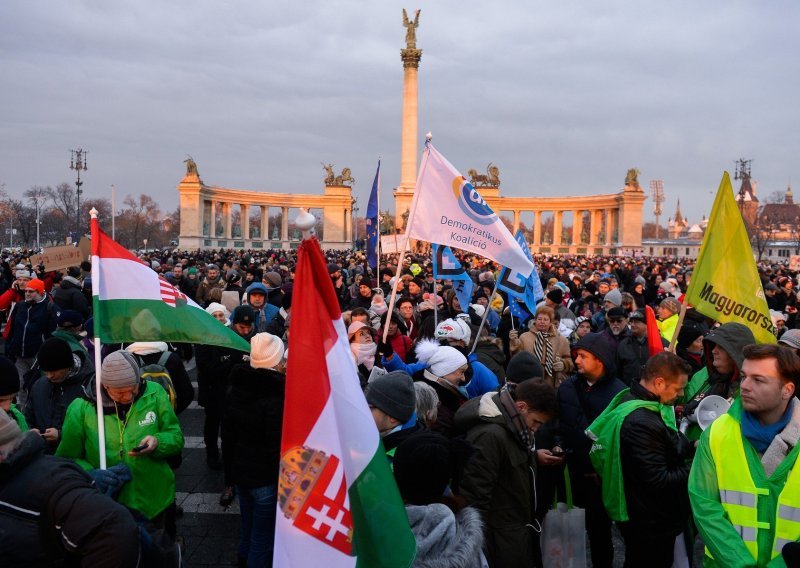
[{"left": 136, "top": 352, "right": 177, "bottom": 409}]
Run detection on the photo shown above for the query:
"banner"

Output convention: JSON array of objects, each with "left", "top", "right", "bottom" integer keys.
[
  {"left": 407, "top": 142, "right": 533, "bottom": 275},
  {"left": 379, "top": 234, "right": 405, "bottom": 255},
  {"left": 684, "top": 172, "right": 775, "bottom": 344},
  {"left": 30, "top": 238, "right": 91, "bottom": 272}
]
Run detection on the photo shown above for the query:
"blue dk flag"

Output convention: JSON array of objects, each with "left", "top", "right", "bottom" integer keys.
[
  {"left": 365, "top": 160, "right": 380, "bottom": 269},
  {"left": 496, "top": 230, "right": 543, "bottom": 313},
  {"left": 432, "top": 244, "right": 474, "bottom": 314}
]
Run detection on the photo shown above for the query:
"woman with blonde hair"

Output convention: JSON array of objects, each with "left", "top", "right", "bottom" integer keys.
[{"left": 508, "top": 305, "right": 573, "bottom": 387}]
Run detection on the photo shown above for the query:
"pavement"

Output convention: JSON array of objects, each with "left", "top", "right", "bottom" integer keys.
[{"left": 175, "top": 361, "right": 242, "bottom": 567}]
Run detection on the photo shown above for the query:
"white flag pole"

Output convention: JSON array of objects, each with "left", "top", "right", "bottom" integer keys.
[
  {"left": 382, "top": 135, "right": 432, "bottom": 343},
  {"left": 89, "top": 208, "right": 108, "bottom": 470},
  {"left": 470, "top": 285, "right": 498, "bottom": 354}
]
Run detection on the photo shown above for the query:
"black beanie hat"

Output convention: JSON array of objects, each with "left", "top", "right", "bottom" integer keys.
[
  {"left": 365, "top": 371, "right": 415, "bottom": 423},
  {"left": 506, "top": 351, "right": 544, "bottom": 384},
  {"left": 546, "top": 288, "right": 564, "bottom": 304},
  {"left": 677, "top": 319, "right": 707, "bottom": 350},
  {"left": 0, "top": 356, "right": 19, "bottom": 396},
  {"left": 393, "top": 432, "right": 459, "bottom": 506},
  {"left": 37, "top": 338, "right": 74, "bottom": 372}
]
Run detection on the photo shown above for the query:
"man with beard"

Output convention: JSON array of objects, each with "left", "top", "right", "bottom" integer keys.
[{"left": 196, "top": 263, "right": 226, "bottom": 307}]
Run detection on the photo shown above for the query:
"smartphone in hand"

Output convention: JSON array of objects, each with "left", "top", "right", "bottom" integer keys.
[{"left": 131, "top": 443, "right": 148, "bottom": 453}]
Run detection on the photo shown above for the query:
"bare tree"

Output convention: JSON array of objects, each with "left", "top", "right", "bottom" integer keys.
[{"left": 116, "top": 194, "right": 161, "bottom": 249}]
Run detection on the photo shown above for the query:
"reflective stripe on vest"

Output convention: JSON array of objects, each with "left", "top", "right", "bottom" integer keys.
[{"left": 709, "top": 413, "right": 800, "bottom": 561}]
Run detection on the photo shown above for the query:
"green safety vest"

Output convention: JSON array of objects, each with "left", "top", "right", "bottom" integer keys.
[
  {"left": 586, "top": 388, "right": 677, "bottom": 522},
  {"left": 708, "top": 413, "right": 800, "bottom": 561}
]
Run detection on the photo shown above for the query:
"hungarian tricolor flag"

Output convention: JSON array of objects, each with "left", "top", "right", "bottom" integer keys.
[
  {"left": 90, "top": 217, "right": 249, "bottom": 352},
  {"left": 275, "top": 236, "right": 415, "bottom": 567}
]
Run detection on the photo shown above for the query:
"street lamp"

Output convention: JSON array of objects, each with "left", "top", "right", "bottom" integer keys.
[
  {"left": 143, "top": 238, "right": 148, "bottom": 252},
  {"left": 29, "top": 195, "right": 43, "bottom": 250},
  {"left": 70, "top": 148, "right": 88, "bottom": 240}
]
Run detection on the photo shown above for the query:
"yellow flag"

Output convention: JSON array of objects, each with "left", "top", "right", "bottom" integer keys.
[{"left": 685, "top": 172, "right": 776, "bottom": 344}]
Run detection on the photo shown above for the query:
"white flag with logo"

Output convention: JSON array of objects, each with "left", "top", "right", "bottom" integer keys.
[{"left": 407, "top": 142, "right": 533, "bottom": 275}]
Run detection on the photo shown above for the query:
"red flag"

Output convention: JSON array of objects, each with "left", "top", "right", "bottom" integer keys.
[{"left": 646, "top": 306, "right": 665, "bottom": 357}]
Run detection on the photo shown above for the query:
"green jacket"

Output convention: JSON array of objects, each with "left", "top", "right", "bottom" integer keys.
[
  {"left": 8, "top": 403, "right": 28, "bottom": 431},
  {"left": 56, "top": 380, "right": 184, "bottom": 519},
  {"left": 688, "top": 398, "right": 799, "bottom": 567},
  {"left": 52, "top": 329, "right": 88, "bottom": 356}
]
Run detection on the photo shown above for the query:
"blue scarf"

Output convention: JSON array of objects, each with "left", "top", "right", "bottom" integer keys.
[{"left": 741, "top": 403, "right": 793, "bottom": 453}]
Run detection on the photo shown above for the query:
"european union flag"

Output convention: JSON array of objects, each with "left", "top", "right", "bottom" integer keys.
[
  {"left": 433, "top": 244, "right": 474, "bottom": 314},
  {"left": 366, "top": 160, "right": 380, "bottom": 269}
]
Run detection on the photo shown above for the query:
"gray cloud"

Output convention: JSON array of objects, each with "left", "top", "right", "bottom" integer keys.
[{"left": 0, "top": 0, "right": 798, "bottom": 228}]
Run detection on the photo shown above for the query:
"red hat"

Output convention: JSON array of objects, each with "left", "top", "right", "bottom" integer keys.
[{"left": 26, "top": 279, "right": 45, "bottom": 295}]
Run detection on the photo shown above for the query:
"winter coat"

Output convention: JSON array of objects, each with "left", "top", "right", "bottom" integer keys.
[
  {"left": 196, "top": 276, "right": 225, "bottom": 307},
  {"left": 658, "top": 313, "right": 680, "bottom": 343},
  {"left": 406, "top": 504, "right": 486, "bottom": 568},
  {"left": 56, "top": 379, "right": 184, "bottom": 520},
  {"left": 52, "top": 276, "right": 90, "bottom": 318},
  {"left": 510, "top": 328, "right": 574, "bottom": 387},
  {"left": 457, "top": 392, "right": 537, "bottom": 567},
  {"left": 465, "top": 354, "right": 500, "bottom": 398},
  {"left": 25, "top": 355, "right": 93, "bottom": 450},
  {"left": 473, "top": 338, "right": 506, "bottom": 386},
  {"left": 195, "top": 343, "right": 250, "bottom": 407},
  {"left": 222, "top": 365, "right": 285, "bottom": 490},
  {"left": 558, "top": 333, "right": 626, "bottom": 476},
  {"left": 615, "top": 334, "right": 648, "bottom": 386},
  {"left": 7, "top": 295, "right": 57, "bottom": 358},
  {"left": 0, "top": 433, "right": 140, "bottom": 567},
  {"left": 619, "top": 381, "right": 693, "bottom": 537},
  {"left": 52, "top": 328, "right": 88, "bottom": 355}
]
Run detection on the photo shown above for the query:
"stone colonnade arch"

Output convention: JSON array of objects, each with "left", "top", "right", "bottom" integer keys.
[{"left": 177, "top": 172, "right": 354, "bottom": 251}]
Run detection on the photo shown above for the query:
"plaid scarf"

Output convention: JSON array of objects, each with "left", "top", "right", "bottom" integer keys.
[{"left": 499, "top": 386, "right": 533, "bottom": 451}]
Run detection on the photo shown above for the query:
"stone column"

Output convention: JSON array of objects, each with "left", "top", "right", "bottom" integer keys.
[
  {"left": 394, "top": 22, "right": 423, "bottom": 229},
  {"left": 616, "top": 189, "right": 646, "bottom": 250},
  {"left": 281, "top": 207, "right": 289, "bottom": 241},
  {"left": 553, "top": 211, "right": 563, "bottom": 246},
  {"left": 573, "top": 210, "right": 583, "bottom": 245},
  {"left": 260, "top": 206, "right": 267, "bottom": 240},
  {"left": 241, "top": 204, "right": 249, "bottom": 240},
  {"left": 533, "top": 211, "right": 542, "bottom": 245},
  {"left": 591, "top": 210, "right": 603, "bottom": 245},
  {"left": 513, "top": 210, "right": 520, "bottom": 234},
  {"left": 224, "top": 202, "right": 232, "bottom": 239},
  {"left": 609, "top": 208, "right": 619, "bottom": 244}
]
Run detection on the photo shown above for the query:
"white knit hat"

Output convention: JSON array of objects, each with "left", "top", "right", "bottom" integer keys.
[
  {"left": 205, "top": 302, "right": 230, "bottom": 319},
  {"left": 250, "top": 332, "right": 285, "bottom": 369},
  {"left": 416, "top": 339, "right": 467, "bottom": 377},
  {"left": 434, "top": 318, "right": 471, "bottom": 344}
]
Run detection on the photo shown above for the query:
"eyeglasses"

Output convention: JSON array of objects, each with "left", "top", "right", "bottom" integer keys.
[
  {"left": 24, "top": 289, "right": 37, "bottom": 294},
  {"left": 609, "top": 318, "right": 626, "bottom": 324}
]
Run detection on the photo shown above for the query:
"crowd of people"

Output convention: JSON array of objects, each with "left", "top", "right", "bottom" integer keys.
[{"left": 1, "top": 246, "right": 800, "bottom": 567}]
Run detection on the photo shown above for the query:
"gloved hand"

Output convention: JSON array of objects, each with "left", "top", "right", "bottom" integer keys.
[
  {"left": 552, "top": 358, "right": 565, "bottom": 373},
  {"left": 88, "top": 468, "right": 121, "bottom": 496},
  {"left": 376, "top": 338, "right": 394, "bottom": 359},
  {"left": 108, "top": 462, "right": 133, "bottom": 484}
]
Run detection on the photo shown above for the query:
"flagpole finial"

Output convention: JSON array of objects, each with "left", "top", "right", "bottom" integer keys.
[
  {"left": 426, "top": 131, "right": 432, "bottom": 142},
  {"left": 295, "top": 208, "right": 316, "bottom": 240},
  {"left": 90, "top": 208, "right": 98, "bottom": 219}
]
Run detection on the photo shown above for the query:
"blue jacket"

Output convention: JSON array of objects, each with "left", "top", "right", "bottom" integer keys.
[{"left": 382, "top": 352, "right": 498, "bottom": 399}]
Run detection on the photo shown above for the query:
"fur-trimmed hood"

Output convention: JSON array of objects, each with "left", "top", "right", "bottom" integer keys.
[{"left": 405, "top": 504, "right": 486, "bottom": 568}]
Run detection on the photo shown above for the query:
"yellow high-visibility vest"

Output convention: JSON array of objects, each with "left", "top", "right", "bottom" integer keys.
[{"left": 708, "top": 413, "right": 800, "bottom": 561}]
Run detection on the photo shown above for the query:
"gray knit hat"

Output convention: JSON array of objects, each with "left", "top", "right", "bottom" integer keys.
[
  {"left": 101, "top": 351, "right": 140, "bottom": 389},
  {"left": 603, "top": 288, "right": 623, "bottom": 307},
  {"left": 365, "top": 371, "right": 416, "bottom": 423},
  {"left": 779, "top": 329, "right": 800, "bottom": 351},
  {"left": 0, "top": 409, "right": 22, "bottom": 448}
]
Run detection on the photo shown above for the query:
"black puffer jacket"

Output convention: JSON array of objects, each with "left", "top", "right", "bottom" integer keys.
[
  {"left": 456, "top": 392, "right": 537, "bottom": 567},
  {"left": 52, "top": 276, "right": 90, "bottom": 318},
  {"left": 0, "top": 433, "right": 140, "bottom": 567},
  {"left": 615, "top": 335, "right": 648, "bottom": 386},
  {"left": 619, "top": 381, "right": 693, "bottom": 536},
  {"left": 24, "top": 355, "right": 93, "bottom": 452},
  {"left": 557, "top": 333, "right": 626, "bottom": 475},
  {"left": 222, "top": 364, "right": 285, "bottom": 489}
]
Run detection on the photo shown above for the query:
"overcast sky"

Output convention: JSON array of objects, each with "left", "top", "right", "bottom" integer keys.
[{"left": 1, "top": 1, "right": 798, "bottom": 226}]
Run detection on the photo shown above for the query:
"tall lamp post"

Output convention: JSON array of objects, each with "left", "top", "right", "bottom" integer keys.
[
  {"left": 29, "top": 195, "right": 43, "bottom": 250},
  {"left": 70, "top": 148, "right": 88, "bottom": 240}
]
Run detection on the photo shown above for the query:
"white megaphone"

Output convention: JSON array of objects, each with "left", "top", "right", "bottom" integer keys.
[{"left": 680, "top": 395, "right": 731, "bottom": 433}]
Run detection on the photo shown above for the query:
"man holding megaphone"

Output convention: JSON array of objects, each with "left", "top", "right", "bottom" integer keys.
[{"left": 690, "top": 343, "right": 800, "bottom": 567}]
